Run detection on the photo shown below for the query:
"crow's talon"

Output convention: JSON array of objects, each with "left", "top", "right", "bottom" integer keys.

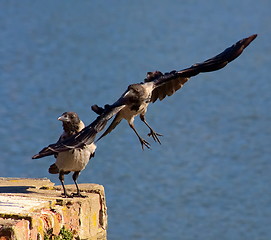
[
  {"left": 140, "top": 138, "right": 151, "bottom": 150},
  {"left": 147, "top": 131, "right": 163, "bottom": 144},
  {"left": 61, "top": 193, "right": 73, "bottom": 198},
  {"left": 71, "top": 192, "right": 87, "bottom": 198}
]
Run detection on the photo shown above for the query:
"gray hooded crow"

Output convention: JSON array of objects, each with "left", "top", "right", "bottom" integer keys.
[
  {"left": 33, "top": 112, "right": 96, "bottom": 197},
  {"left": 32, "top": 34, "right": 257, "bottom": 154},
  {"left": 91, "top": 34, "right": 257, "bottom": 149}
]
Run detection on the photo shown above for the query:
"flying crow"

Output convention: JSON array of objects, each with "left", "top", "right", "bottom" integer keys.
[{"left": 91, "top": 34, "right": 257, "bottom": 149}]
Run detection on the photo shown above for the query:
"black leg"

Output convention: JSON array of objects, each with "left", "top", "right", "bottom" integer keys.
[
  {"left": 72, "top": 171, "right": 86, "bottom": 198},
  {"left": 129, "top": 122, "right": 151, "bottom": 150},
  {"left": 59, "top": 171, "right": 71, "bottom": 198},
  {"left": 140, "top": 114, "right": 162, "bottom": 144}
]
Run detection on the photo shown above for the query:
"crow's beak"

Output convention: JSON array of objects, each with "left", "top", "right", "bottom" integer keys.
[{"left": 58, "top": 116, "right": 68, "bottom": 122}]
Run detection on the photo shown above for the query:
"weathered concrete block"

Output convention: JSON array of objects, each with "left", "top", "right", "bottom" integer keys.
[{"left": 0, "top": 178, "right": 107, "bottom": 240}]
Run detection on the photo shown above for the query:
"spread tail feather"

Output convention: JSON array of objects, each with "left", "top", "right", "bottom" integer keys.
[
  {"left": 48, "top": 163, "right": 59, "bottom": 174},
  {"left": 91, "top": 104, "right": 105, "bottom": 115}
]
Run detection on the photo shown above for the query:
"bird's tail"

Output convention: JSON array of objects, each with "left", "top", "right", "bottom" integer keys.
[
  {"left": 48, "top": 163, "right": 59, "bottom": 174},
  {"left": 91, "top": 104, "right": 105, "bottom": 115}
]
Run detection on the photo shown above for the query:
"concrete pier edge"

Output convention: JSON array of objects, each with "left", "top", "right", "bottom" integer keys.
[{"left": 0, "top": 177, "right": 107, "bottom": 240}]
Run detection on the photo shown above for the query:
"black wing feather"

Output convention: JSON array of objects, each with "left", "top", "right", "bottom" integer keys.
[
  {"left": 149, "top": 34, "right": 257, "bottom": 103},
  {"left": 32, "top": 103, "right": 126, "bottom": 159}
]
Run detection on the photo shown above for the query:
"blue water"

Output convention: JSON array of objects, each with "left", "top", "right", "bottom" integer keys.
[{"left": 0, "top": 1, "right": 270, "bottom": 239}]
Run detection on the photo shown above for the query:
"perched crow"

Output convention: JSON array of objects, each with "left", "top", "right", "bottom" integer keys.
[
  {"left": 91, "top": 34, "right": 257, "bottom": 149},
  {"left": 32, "top": 34, "right": 257, "bottom": 154},
  {"left": 33, "top": 112, "right": 96, "bottom": 197}
]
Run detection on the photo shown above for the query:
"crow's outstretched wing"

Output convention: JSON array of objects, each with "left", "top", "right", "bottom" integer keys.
[
  {"left": 147, "top": 34, "right": 257, "bottom": 103},
  {"left": 32, "top": 103, "right": 126, "bottom": 159}
]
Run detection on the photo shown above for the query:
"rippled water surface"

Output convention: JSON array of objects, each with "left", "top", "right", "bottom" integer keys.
[{"left": 0, "top": 1, "right": 270, "bottom": 239}]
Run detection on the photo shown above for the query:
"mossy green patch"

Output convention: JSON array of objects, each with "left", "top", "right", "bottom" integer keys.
[{"left": 44, "top": 226, "right": 73, "bottom": 240}]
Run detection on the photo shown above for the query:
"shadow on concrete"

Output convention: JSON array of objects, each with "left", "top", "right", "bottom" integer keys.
[{"left": 0, "top": 186, "right": 35, "bottom": 194}]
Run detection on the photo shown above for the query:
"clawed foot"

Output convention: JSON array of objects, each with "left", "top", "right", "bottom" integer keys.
[
  {"left": 61, "top": 192, "right": 73, "bottom": 198},
  {"left": 71, "top": 192, "right": 87, "bottom": 198},
  {"left": 61, "top": 191, "right": 87, "bottom": 198},
  {"left": 139, "top": 137, "right": 151, "bottom": 150},
  {"left": 147, "top": 130, "right": 163, "bottom": 144}
]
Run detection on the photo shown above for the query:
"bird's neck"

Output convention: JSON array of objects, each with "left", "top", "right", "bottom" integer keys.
[{"left": 62, "top": 121, "right": 81, "bottom": 136}]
